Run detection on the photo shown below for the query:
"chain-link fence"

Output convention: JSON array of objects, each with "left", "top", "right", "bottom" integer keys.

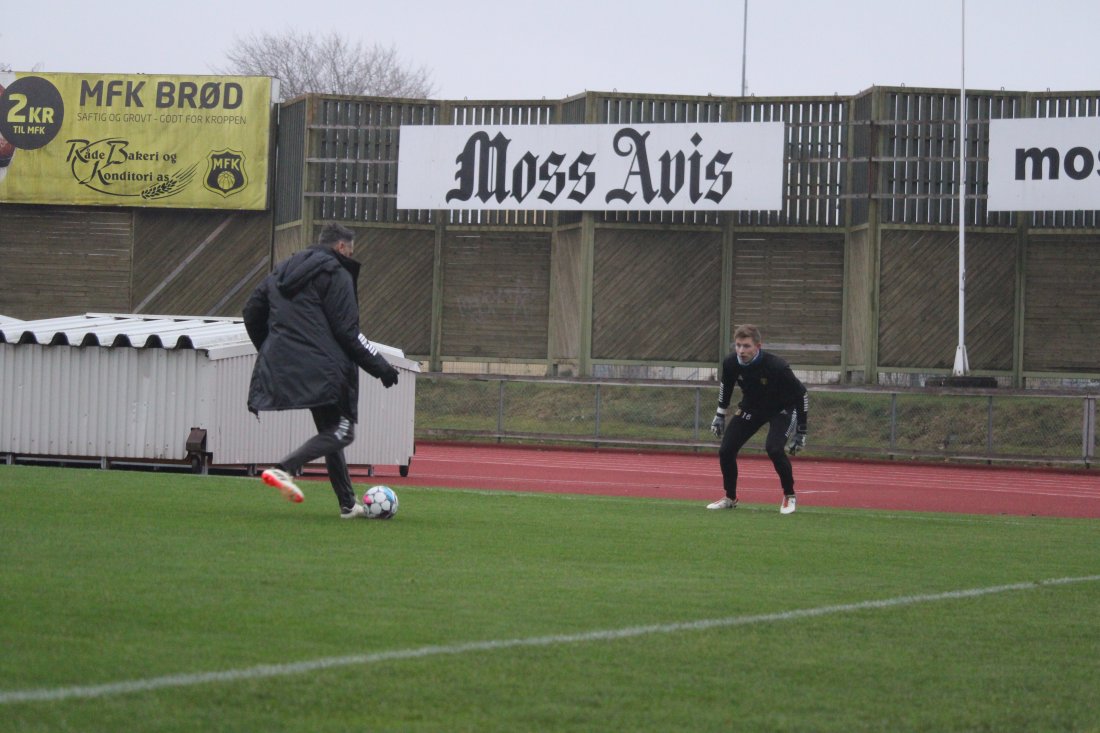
[{"left": 415, "top": 375, "right": 1098, "bottom": 467}]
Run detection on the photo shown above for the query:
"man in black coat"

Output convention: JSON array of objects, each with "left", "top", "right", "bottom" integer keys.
[
  {"left": 707, "top": 324, "right": 808, "bottom": 514},
  {"left": 243, "top": 223, "right": 400, "bottom": 518}
]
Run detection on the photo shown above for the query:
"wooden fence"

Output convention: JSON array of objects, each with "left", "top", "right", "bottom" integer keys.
[{"left": 2, "top": 86, "right": 1098, "bottom": 388}]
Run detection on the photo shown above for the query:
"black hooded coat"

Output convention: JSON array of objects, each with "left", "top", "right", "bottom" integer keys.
[{"left": 243, "top": 244, "right": 395, "bottom": 421}]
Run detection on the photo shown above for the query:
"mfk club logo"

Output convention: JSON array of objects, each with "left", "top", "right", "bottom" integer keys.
[{"left": 204, "top": 149, "right": 246, "bottom": 197}]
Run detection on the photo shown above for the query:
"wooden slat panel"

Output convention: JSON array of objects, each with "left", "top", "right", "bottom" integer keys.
[
  {"left": 273, "top": 225, "right": 305, "bottom": 263},
  {"left": 309, "top": 97, "right": 444, "bottom": 225},
  {"left": 962, "top": 234, "right": 1016, "bottom": 370},
  {"left": 1024, "top": 236, "right": 1100, "bottom": 371},
  {"left": 132, "top": 210, "right": 272, "bottom": 317},
  {"left": 440, "top": 232, "right": 551, "bottom": 359},
  {"left": 592, "top": 229, "right": 721, "bottom": 361},
  {"left": 845, "top": 229, "right": 870, "bottom": 367},
  {"left": 736, "top": 99, "right": 847, "bottom": 228},
  {"left": 878, "top": 232, "right": 954, "bottom": 368},
  {"left": 878, "top": 89, "right": 1027, "bottom": 228},
  {"left": 878, "top": 231, "right": 1014, "bottom": 369},
  {"left": 849, "top": 92, "right": 874, "bottom": 227},
  {"left": 0, "top": 205, "right": 131, "bottom": 319},
  {"left": 549, "top": 228, "right": 583, "bottom": 364},
  {"left": 356, "top": 228, "right": 434, "bottom": 356},
  {"left": 273, "top": 99, "right": 306, "bottom": 226},
  {"left": 730, "top": 235, "right": 844, "bottom": 365}
]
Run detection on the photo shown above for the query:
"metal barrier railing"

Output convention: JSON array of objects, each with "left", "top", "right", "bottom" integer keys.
[{"left": 415, "top": 374, "right": 1097, "bottom": 467}]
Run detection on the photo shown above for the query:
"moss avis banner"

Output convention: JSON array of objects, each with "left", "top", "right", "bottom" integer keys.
[
  {"left": 988, "top": 117, "right": 1100, "bottom": 211},
  {"left": 0, "top": 72, "right": 272, "bottom": 210},
  {"left": 396, "top": 122, "right": 785, "bottom": 211}
]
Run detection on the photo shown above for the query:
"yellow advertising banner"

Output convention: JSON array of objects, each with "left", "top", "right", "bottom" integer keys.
[{"left": 0, "top": 72, "right": 272, "bottom": 210}]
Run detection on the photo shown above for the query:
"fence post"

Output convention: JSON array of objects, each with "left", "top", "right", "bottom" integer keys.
[
  {"left": 889, "top": 392, "right": 898, "bottom": 453},
  {"left": 497, "top": 380, "right": 505, "bottom": 437},
  {"left": 594, "top": 383, "right": 602, "bottom": 439},
  {"left": 694, "top": 387, "right": 701, "bottom": 440},
  {"left": 987, "top": 395, "right": 995, "bottom": 458},
  {"left": 1084, "top": 396, "right": 1096, "bottom": 465}
]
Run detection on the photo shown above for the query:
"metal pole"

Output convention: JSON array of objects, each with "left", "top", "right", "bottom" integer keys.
[
  {"left": 953, "top": 0, "right": 970, "bottom": 375},
  {"left": 693, "top": 387, "right": 701, "bottom": 441},
  {"left": 986, "top": 395, "right": 994, "bottom": 457},
  {"left": 1084, "top": 396, "right": 1096, "bottom": 465},
  {"left": 740, "top": 0, "right": 748, "bottom": 96},
  {"left": 594, "top": 383, "right": 602, "bottom": 439},
  {"left": 889, "top": 393, "right": 898, "bottom": 453}
]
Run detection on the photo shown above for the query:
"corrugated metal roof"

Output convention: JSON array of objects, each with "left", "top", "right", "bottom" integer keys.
[
  {"left": 0, "top": 312, "right": 417, "bottom": 368},
  {"left": 0, "top": 313, "right": 249, "bottom": 349}
]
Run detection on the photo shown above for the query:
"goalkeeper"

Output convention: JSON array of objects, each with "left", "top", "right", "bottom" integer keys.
[{"left": 706, "top": 324, "right": 808, "bottom": 514}]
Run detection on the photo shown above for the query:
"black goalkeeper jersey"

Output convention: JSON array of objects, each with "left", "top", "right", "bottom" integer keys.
[{"left": 717, "top": 350, "right": 808, "bottom": 428}]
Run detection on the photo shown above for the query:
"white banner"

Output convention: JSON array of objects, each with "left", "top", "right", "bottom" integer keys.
[
  {"left": 397, "top": 122, "right": 785, "bottom": 211},
  {"left": 988, "top": 117, "right": 1100, "bottom": 211}
]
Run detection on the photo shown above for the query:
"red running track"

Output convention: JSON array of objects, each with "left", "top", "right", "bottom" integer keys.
[{"left": 346, "top": 442, "right": 1100, "bottom": 519}]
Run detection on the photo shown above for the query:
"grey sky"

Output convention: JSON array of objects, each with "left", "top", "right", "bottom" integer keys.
[{"left": 3, "top": 0, "right": 1096, "bottom": 100}]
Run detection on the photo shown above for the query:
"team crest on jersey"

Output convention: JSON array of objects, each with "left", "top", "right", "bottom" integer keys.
[
  {"left": 760, "top": 377, "right": 768, "bottom": 385},
  {"left": 203, "top": 149, "right": 247, "bottom": 197}
]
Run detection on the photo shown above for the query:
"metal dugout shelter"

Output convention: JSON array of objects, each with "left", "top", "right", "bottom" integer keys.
[{"left": 0, "top": 314, "right": 419, "bottom": 474}]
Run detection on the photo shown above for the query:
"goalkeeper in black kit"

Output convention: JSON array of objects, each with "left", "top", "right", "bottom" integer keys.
[{"left": 707, "top": 324, "right": 808, "bottom": 514}]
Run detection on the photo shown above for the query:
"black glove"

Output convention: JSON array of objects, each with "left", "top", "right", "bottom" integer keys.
[
  {"left": 787, "top": 427, "right": 807, "bottom": 455},
  {"left": 381, "top": 367, "right": 399, "bottom": 388},
  {"left": 710, "top": 414, "right": 725, "bottom": 439}
]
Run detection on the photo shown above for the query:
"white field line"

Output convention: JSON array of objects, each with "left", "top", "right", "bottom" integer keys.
[
  {"left": 808, "top": 482, "right": 1100, "bottom": 500},
  {"left": 387, "top": 469, "right": 1100, "bottom": 502},
  {"left": 3, "top": 574, "right": 1099, "bottom": 706}
]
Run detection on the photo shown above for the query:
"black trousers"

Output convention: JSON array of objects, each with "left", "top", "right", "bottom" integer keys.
[
  {"left": 277, "top": 405, "right": 357, "bottom": 511},
  {"left": 718, "top": 409, "right": 796, "bottom": 500}
]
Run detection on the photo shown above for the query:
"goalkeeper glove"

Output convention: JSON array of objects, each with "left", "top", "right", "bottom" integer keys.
[
  {"left": 710, "top": 414, "right": 725, "bottom": 439},
  {"left": 787, "top": 427, "right": 807, "bottom": 455}
]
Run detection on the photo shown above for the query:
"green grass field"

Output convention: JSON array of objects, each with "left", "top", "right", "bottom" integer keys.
[{"left": 2, "top": 465, "right": 1099, "bottom": 732}]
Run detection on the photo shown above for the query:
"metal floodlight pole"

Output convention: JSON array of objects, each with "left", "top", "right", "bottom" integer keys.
[
  {"left": 741, "top": 0, "right": 748, "bottom": 96},
  {"left": 953, "top": 0, "right": 971, "bottom": 376}
]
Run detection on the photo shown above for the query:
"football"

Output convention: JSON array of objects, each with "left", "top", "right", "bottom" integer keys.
[{"left": 362, "top": 485, "right": 399, "bottom": 519}]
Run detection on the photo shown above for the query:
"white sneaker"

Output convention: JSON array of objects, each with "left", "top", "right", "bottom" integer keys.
[
  {"left": 262, "top": 468, "right": 304, "bottom": 503},
  {"left": 340, "top": 504, "right": 368, "bottom": 519},
  {"left": 780, "top": 495, "right": 797, "bottom": 514},
  {"left": 706, "top": 497, "right": 738, "bottom": 510}
]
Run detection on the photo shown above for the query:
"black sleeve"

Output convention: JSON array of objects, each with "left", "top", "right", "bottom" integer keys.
[
  {"left": 242, "top": 278, "right": 271, "bottom": 349},
  {"left": 320, "top": 269, "right": 397, "bottom": 380},
  {"left": 716, "top": 355, "right": 736, "bottom": 413},
  {"left": 777, "top": 361, "right": 809, "bottom": 430}
]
